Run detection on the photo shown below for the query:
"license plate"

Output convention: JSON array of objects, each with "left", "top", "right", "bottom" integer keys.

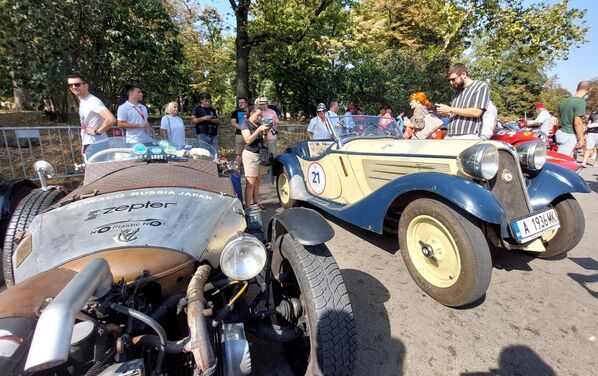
[{"left": 510, "top": 209, "right": 560, "bottom": 243}]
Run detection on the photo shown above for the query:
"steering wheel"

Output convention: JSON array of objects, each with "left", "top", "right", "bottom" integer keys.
[{"left": 87, "top": 148, "right": 137, "bottom": 163}]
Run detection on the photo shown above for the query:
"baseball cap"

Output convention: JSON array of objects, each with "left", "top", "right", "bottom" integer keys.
[
  {"left": 317, "top": 103, "right": 326, "bottom": 112},
  {"left": 535, "top": 103, "right": 545, "bottom": 109},
  {"left": 256, "top": 96, "right": 268, "bottom": 105}
]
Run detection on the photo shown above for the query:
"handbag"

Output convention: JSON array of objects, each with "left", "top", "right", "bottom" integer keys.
[
  {"left": 258, "top": 145, "right": 273, "bottom": 166},
  {"left": 414, "top": 115, "right": 444, "bottom": 139}
]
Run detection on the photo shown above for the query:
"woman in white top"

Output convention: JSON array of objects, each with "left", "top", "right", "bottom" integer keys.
[{"left": 160, "top": 102, "right": 186, "bottom": 147}]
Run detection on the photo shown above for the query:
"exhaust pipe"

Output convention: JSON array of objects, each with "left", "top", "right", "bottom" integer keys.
[
  {"left": 186, "top": 263, "right": 217, "bottom": 374},
  {"left": 24, "top": 258, "right": 113, "bottom": 372}
]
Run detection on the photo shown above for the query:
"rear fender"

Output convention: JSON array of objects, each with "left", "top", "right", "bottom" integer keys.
[
  {"left": 526, "top": 163, "right": 590, "bottom": 210},
  {"left": 273, "top": 153, "right": 310, "bottom": 200}
]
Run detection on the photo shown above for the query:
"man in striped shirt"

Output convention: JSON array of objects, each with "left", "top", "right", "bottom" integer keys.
[{"left": 436, "top": 63, "right": 490, "bottom": 139}]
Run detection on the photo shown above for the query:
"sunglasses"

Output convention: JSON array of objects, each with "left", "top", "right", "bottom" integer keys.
[{"left": 68, "top": 82, "right": 84, "bottom": 88}]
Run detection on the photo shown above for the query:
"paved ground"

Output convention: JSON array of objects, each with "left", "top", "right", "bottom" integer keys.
[{"left": 252, "top": 168, "right": 598, "bottom": 376}]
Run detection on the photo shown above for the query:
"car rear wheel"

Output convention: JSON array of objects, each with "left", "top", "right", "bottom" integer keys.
[
  {"left": 271, "top": 234, "right": 356, "bottom": 375},
  {"left": 3, "top": 188, "right": 65, "bottom": 285},
  {"left": 276, "top": 167, "right": 297, "bottom": 209},
  {"left": 535, "top": 194, "right": 584, "bottom": 259},
  {"left": 398, "top": 198, "right": 492, "bottom": 307}
]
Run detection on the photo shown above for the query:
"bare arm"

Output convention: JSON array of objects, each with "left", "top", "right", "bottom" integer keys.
[
  {"left": 574, "top": 116, "right": 585, "bottom": 148},
  {"left": 436, "top": 103, "right": 484, "bottom": 118},
  {"left": 242, "top": 125, "right": 269, "bottom": 144},
  {"left": 161, "top": 129, "right": 168, "bottom": 139},
  {"left": 305, "top": 131, "right": 314, "bottom": 140},
  {"left": 85, "top": 108, "right": 116, "bottom": 135}
]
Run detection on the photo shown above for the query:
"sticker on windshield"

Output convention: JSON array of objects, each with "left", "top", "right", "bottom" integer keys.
[{"left": 307, "top": 162, "right": 326, "bottom": 195}]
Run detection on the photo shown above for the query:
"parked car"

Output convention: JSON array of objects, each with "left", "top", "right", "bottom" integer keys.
[
  {"left": 273, "top": 116, "right": 589, "bottom": 307},
  {"left": 0, "top": 137, "right": 356, "bottom": 376}
]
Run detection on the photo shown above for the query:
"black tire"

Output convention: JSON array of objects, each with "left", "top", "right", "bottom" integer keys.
[
  {"left": 271, "top": 234, "right": 356, "bottom": 375},
  {"left": 2, "top": 188, "right": 65, "bottom": 285},
  {"left": 276, "top": 167, "right": 297, "bottom": 209},
  {"left": 398, "top": 198, "right": 492, "bottom": 307},
  {"left": 535, "top": 194, "right": 584, "bottom": 259}
]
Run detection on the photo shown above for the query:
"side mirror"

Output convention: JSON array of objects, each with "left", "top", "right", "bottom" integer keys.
[{"left": 33, "top": 160, "right": 55, "bottom": 191}]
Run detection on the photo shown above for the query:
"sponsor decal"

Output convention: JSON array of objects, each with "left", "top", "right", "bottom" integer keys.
[
  {"left": 66, "top": 190, "right": 215, "bottom": 209},
  {"left": 85, "top": 201, "right": 176, "bottom": 221},
  {"left": 90, "top": 218, "right": 165, "bottom": 235},
  {"left": 307, "top": 162, "right": 326, "bottom": 195},
  {"left": 117, "top": 228, "right": 140, "bottom": 243}
]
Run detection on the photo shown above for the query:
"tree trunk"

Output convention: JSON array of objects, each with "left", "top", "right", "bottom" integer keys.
[
  {"left": 12, "top": 85, "right": 27, "bottom": 110},
  {"left": 234, "top": 0, "right": 250, "bottom": 100}
]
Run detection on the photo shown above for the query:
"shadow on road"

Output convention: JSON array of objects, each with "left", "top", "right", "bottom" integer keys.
[
  {"left": 301, "top": 203, "right": 400, "bottom": 255},
  {"left": 461, "top": 345, "right": 557, "bottom": 375},
  {"left": 489, "top": 246, "right": 535, "bottom": 272},
  {"left": 585, "top": 173, "right": 598, "bottom": 193},
  {"left": 341, "top": 268, "right": 405, "bottom": 375}
]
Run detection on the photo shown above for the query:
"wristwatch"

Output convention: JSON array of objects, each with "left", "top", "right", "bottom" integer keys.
[{"left": 94, "top": 129, "right": 101, "bottom": 135}]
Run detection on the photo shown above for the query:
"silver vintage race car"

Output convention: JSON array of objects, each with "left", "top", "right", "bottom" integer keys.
[{"left": 0, "top": 138, "right": 356, "bottom": 376}]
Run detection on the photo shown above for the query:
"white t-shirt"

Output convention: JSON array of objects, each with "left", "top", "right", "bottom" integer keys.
[
  {"left": 117, "top": 101, "right": 153, "bottom": 144},
  {"left": 343, "top": 111, "right": 354, "bottom": 130},
  {"left": 534, "top": 109, "right": 552, "bottom": 135},
  {"left": 481, "top": 101, "right": 498, "bottom": 139},
  {"left": 160, "top": 115, "right": 186, "bottom": 147},
  {"left": 307, "top": 116, "right": 332, "bottom": 140},
  {"left": 79, "top": 94, "right": 109, "bottom": 146}
]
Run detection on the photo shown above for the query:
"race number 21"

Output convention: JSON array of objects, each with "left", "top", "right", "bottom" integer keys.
[{"left": 307, "top": 162, "right": 326, "bottom": 195}]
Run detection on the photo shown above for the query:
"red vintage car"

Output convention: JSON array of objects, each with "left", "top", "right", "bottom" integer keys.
[{"left": 429, "top": 123, "right": 581, "bottom": 173}]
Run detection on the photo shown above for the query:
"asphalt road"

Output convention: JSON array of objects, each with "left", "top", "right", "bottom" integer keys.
[{"left": 252, "top": 168, "right": 598, "bottom": 376}]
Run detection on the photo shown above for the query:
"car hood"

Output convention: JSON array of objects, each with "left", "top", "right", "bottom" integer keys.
[{"left": 14, "top": 188, "right": 246, "bottom": 283}]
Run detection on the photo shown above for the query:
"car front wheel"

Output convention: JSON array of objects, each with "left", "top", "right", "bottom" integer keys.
[
  {"left": 398, "top": 198, "right": 492, "bottom": 307},
  {"left": 271, "top": 234, "right": 356, "bottom": 375},
  {"left": 536, "top": 194, "right": 584, "bottom": 259}
]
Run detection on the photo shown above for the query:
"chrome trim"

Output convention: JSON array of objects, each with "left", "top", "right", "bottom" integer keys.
[{"left": 24, "top": 258, "right": 113, "bottom": 372}]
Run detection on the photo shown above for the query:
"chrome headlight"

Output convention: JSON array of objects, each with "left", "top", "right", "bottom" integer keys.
[
  {"left": 516, "top": 141, "right": 546, "bottom": 171},
  {"left": 220, "top": 233, "right": 267, "bottom": 281},
  {"left": 458, "top": 144, "right": 499, "bottom": 180}
]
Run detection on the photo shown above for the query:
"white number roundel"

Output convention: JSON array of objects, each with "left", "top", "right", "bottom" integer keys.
[{"left": 307, "top": 162, "right": 326, "bottom": 195}]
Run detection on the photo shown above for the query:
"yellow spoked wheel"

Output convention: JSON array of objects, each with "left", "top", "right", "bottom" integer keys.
[
  {"left": 276, "top": 167, "right": 296, "bottom": 209},
  {"left": 399, "top": 198, "right": 492, "bottom": 307},
  {"left": 406, "top": 215, "right": 461, "bottom": 288}
]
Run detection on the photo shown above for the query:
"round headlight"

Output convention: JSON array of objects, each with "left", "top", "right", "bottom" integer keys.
[
  {"left": 516, "top": 141, "right": 546, "bottom": 171},
  {"left": 458, "top": 144, "right": 499, "bottom": 180},
  {"left": 220, "top": 233, "right": 267, "bottom": 281}
]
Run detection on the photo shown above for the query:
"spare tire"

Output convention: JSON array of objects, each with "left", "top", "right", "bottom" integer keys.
[{"left": 2, "top": 188, "right": 65, "bottom": 285}]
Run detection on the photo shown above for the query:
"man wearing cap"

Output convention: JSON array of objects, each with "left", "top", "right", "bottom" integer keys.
[
  {"left": 343, "top": 103, "right": 355, "bottom": 133},
  {"left": 527, "top": 103, "right": 552, "bottom": 139},
  {"left": 256, "top": 96, "right": 279, "bottom": 158},
  {"left": 306, "top": 103, "right": 333, "bottom": 140}
]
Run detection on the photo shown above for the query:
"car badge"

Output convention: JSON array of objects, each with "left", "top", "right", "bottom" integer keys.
[
  {"left": 501, "top": 169, "right": 513, "bottom": 183},
  {"left": 117, "top": 228, "right": 140, "bottom": 243}
]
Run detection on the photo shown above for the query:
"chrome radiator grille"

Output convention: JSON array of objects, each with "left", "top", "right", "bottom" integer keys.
[{"left": 487, "top": 150, "right": 531, "bottom": 220}]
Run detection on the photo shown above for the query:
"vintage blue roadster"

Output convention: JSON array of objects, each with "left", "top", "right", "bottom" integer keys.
[{"left": 273, "top": 115, "right": 589, "bottom": 307}]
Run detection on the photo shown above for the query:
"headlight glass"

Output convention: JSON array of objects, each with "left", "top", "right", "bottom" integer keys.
[
  {"left": 516, "top": 141, "right": 546, "bottom": 171},
  {"left": 458, "top": 144, "right": 499, "bottom": 180},
  {"left": 220, "top": 233, "right": 267, "bottom": 281}
]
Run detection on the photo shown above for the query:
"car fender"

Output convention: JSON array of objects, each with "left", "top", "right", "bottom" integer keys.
[
  {"left": 267, "top": 207, "right": 334, "bottom": 246},
  {"left": 314, "top": 173, "right": 507, "bottom": 234},
  {"left": 526, "top": 162, "right": 590, "bottom": 210},
  {"left": 273, "top": 153, "right": 311, "bottom": 201}
]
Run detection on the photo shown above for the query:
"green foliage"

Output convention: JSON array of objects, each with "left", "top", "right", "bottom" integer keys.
[{"left": 0, "top": 0, "right": 186, "bottom": 114}]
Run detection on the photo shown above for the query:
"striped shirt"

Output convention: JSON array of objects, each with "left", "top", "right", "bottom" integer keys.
[{"left": 447, "top": 80, "right": 490, "bottom": 136}]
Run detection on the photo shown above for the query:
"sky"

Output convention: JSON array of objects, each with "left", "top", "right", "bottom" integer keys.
[
  {"left": 202, "top": 0, "right": 595, "bottom": 93},
  {"left": 540, "top": 0, "right": 596, "bottom": 93}
]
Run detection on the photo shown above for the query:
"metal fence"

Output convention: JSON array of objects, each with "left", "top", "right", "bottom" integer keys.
[{"left": 1, "top": 124, "right": 307, "bottom": 182}]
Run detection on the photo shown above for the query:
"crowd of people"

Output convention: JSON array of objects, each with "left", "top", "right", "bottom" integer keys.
[{"left": 67, "top": 62, "right": 594, "bottom": 208}]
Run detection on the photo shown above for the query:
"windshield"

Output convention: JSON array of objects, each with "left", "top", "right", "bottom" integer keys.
[
  {"left": 326, "top": 115, "right": 404, "bottom": 144},
  {"left": 85, "top": 137, "right": 217, "bottom": 164}
]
